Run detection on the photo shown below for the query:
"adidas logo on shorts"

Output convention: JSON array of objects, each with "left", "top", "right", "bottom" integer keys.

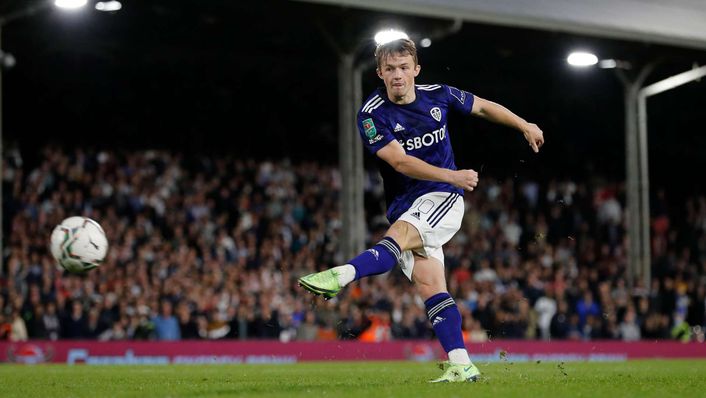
[
  {"left": 411, "top": 212, "right": 420, "bottom": 219},
  {"left": 432, "top": 317, "right": 446, "bottom": 326}
]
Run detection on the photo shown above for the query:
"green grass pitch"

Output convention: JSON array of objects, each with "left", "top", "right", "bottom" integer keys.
[{"left": 1, "top": 360, "right": 705, "bottom": 397}]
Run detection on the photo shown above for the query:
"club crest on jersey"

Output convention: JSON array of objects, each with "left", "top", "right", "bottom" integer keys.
[
  {"left": 362, "top": 118, "right": 377, "bottom": 138},
  {"left": 430, "top": 107, "right": 442, "bottom": 122}
]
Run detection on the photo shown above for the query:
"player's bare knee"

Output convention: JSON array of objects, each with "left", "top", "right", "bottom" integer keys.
[
  {"left": 384, "top": 223, "right": 404, "bottom": 245},
  {"left": 386, "top": 221, "right": 421, "bottom": 251}
]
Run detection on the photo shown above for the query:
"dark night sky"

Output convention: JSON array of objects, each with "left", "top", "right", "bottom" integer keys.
[{"left": 2, "top": 0, "right": 706, "bottom": 194}]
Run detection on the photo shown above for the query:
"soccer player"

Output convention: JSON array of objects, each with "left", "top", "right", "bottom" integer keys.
[{"left": 299, "top": 38, "right": 544, "bottom": 382}]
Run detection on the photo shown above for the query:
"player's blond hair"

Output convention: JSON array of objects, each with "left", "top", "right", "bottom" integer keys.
[{"left": 375, "top": 38, "right": 418, "bottom": 69}]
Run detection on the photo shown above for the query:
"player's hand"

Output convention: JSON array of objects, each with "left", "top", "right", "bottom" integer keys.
[
  {"left": 450, "top": 169, "right": 479, "bottom": 192},
  {"left": 523, "top": 123, "right": 544, "bottom": 153}
]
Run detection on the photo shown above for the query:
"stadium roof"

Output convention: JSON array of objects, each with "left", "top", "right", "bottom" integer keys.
[{"left": 296, "top": 0, "right": 706, "bottom": 50}]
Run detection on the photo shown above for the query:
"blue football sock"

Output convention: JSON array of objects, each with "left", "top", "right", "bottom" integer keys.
[
  {"left": 348, "top": 237, "right": 401, "bottom": 280},
  {"left": 425, "top": 292, "right": 465, "bottom": 353}
]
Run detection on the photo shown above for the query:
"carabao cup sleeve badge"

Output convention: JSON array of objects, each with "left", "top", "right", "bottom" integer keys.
[{"left": 362, "top": 118, "right": 377, "bottom": 138}]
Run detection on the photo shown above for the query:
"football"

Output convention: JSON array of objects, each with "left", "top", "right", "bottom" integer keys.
[{"left": 50, "top": 216, "right": 108, "bottom": 273}]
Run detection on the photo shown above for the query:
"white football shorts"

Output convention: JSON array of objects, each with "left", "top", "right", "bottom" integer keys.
[{"left": 396, "top": 191, "right": 464, "bottom": 281}]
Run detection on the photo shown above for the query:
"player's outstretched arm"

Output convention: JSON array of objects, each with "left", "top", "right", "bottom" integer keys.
[
  {"left": 471, "top": 96, "right": 545, "bottom": 153},
  {"left": 377, "top": 140, "right": 479, "bottom": 191}
]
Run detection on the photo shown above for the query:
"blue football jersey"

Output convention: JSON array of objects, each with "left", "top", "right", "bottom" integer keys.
[{"left": 357, "top": 84, "right": 475, "bottom": 223}]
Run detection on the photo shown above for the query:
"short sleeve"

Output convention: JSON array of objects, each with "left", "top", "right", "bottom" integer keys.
[
  {"left": 357, "top": 113, "right": 395, "bottom": 154},
  {"left": 445, "top": 85, "right": 475, "bottom": 114}
]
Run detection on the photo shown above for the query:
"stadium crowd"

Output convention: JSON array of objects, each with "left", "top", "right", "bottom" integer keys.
[{"left": 1, "top": 147, "right": 705, "bottom": 343}]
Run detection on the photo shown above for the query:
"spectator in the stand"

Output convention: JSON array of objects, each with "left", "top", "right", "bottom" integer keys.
[
  {"left": 550, "top": 300, "right": 570, "bottom": 339},
  {"left": 601, "top": 312, "right": 620, "bottom": 340},
  {"left": 472, "top": 292, "right": 495, "bottom": 335},
  {"left": 23, "top": 286, "right": 44, "bottom": 338},
  {"left": 358, "top": 310, "right": 392, "bottom": 343},
  {"left": 10, "top": 310, "right": 28, "bottom": 342},
  {"left": 230, "top": 306, "right": 253, "bottom": 340},
  {"left": 619, "top": 307, "right": 641, "bottom": 341},
  {"left": 296, "top": 311, "right": 319, "bottom": 341},
  {"left": 1, "top": 147, "right": 706, "bottom": 343},
  {"left": 393, "top": 306, "right": 429, "bottom": 340},
  {"left": 567, "top": 314, "right": 583, "bottom": 340},
  {"left": 177, "top": 302, "right": 199, "bottom": 339},
  {"left": 0, "top": 313, "right": 11, "bottom": 340},
  {"left": 687, "top": 284, "right": 705, "bottom": 328},
  {"left": 474, "top": 259, "right": 498, "bottom": 283},
  {"left": 661, "top": 278, "right": 677, "bottom": 316},
  {"left": 42, "top": 302, "right": 61, "bottom": 340},
  {"left": 62, "top": 301, "right": 87, "bottom": 339},
  {"left": 338, "top": 305, "right": 368, "bottom": 340},
  {"left": 251, "top": 301, "right": 280, "bottom": 339},
  {"left": 641, "top": 313, "right": 660, "bottom": 339},
  {"left": 576, "top": 291, "right": 601, "bottom": 329},
  {"left": 464, "top": 319, "right": 489, "bottom": 343},
  {"left": 86, "top": 307, "right": 103, "bottom": 339},
  {"left": 534, "top": 286, "right": 557, "bottom": 340},
  {"left": 98, "top": 317, "right": 129, "bottom": 341},
  {"left": 133, "top": 315, "right": 155, "bottom": 340},
  {"left": 98, "top": 296, "right": 119, "bottom": 335},
  {"left": 152, "top": 300, "right": 180, "bottom": 341},
  {"left": 28, "top": 304, "right": 47, "bottom": 339},
  {"left": 496, "top": 287, "right": 529, "bottom": 338},
  {"left": 204, "top": 308, "right": 231, "bottom": 340}
]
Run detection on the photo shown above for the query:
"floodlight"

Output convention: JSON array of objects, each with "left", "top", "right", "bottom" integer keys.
[
  {"left": 374, "top": 29, "right": 409, "bottom": 46},
  {"left": 567, "top": 52, "right": 598, "bottom": 67},
  {"left": 420, "top": 38, "right": 432, "bottom": 48},
  {"left": 96, "top": 1, "right": 122, "bottom": 12},
  {"left": 54, "top": 0, "right": 88, "bottom": 9}
]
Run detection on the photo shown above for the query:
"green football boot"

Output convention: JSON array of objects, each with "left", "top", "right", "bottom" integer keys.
[
  {"left": 429, "top": 362, "right": 480, "bottom": 383},
  {"left": 298, "top": 269, "right": 342, "bottom": 300}
]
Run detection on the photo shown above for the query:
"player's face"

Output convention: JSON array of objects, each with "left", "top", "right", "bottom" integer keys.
[{"left": 377, "top": 53, "right": 420, "bottom": 102}]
